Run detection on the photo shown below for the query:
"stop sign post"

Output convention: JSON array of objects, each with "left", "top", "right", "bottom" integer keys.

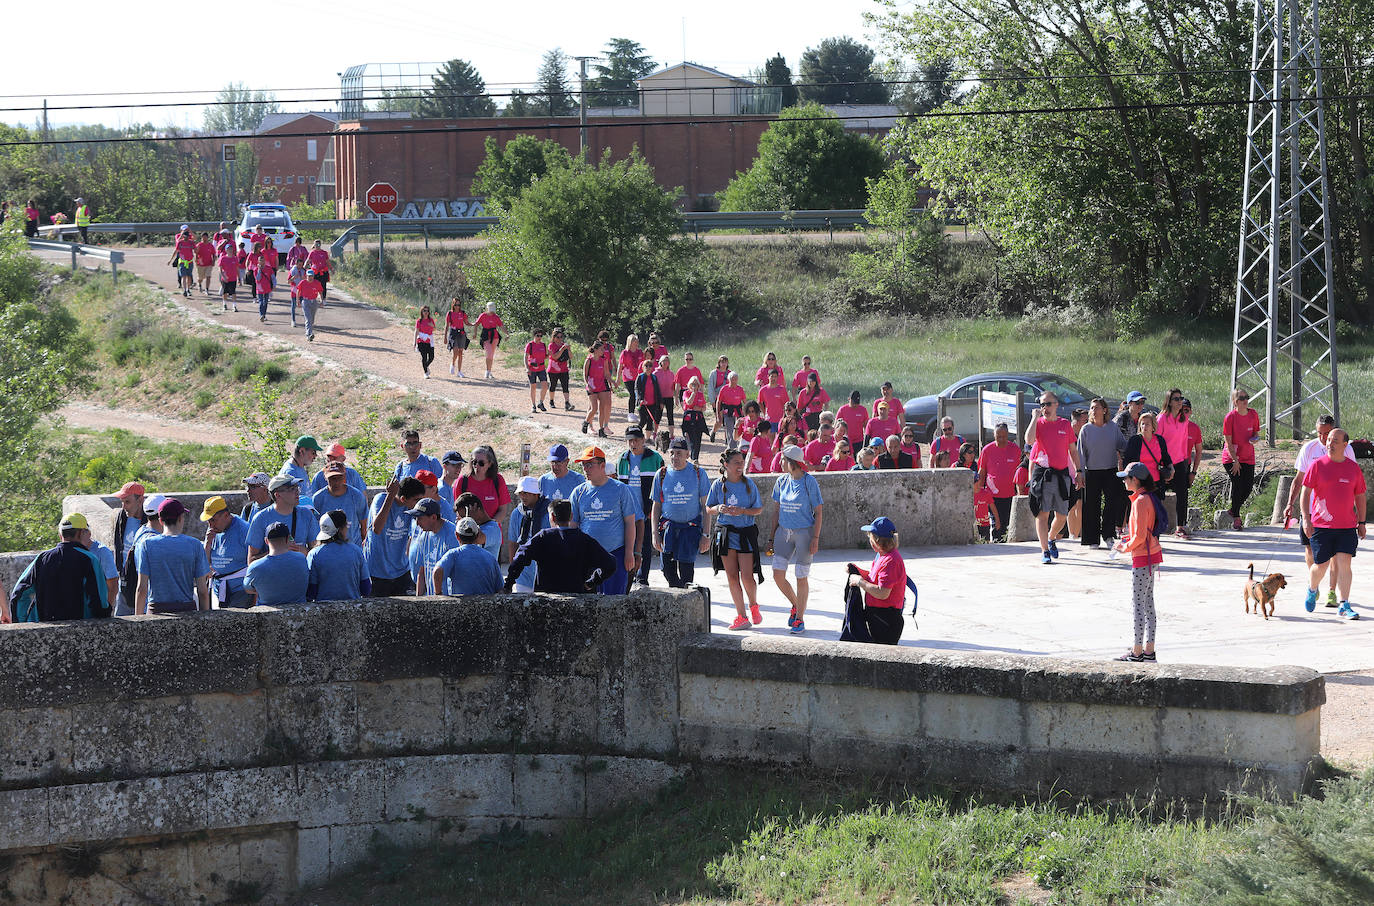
[{"left": 366, "top": 182, "right": 399, "bottom": 270}]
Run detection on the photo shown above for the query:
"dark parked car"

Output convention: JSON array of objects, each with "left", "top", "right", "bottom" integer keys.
[{"left": 903, "top": 372, "right": 1136, "bottom": 443}]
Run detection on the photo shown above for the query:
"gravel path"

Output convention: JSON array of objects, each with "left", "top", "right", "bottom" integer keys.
[{"left": 56, "top": 402, "right": 241, "bottom": 446}]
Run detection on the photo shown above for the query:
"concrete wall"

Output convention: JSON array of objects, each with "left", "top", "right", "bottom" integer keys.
[
  {"left": 0, "top": 589, "right": 706, "bottom": 904},
  {"left": 678, "top": 635, "right": 1324, "bottom": 799}
]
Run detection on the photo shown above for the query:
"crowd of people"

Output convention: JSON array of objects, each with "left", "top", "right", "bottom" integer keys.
[{"left": 3, "top": 332, "right": 1363, "bottom": 657}]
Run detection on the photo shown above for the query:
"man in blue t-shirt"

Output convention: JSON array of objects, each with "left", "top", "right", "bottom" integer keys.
[
  {"left": 407, "top": 498, "right": 458, "bottom": 595},
  {"left": 434, "top": 517, "right": 503, "bottom": 595},
  {"left": 307, "top": 510, "right": 370, "bottom": 601},
  {"left": 651, "top": 438, "right": 713, "bottom": 588},
  {"left": 538, "top": 444, "right": 585, "bottom": 502},
  {"left": 506, "top": 476, "right": 549, "bottom": 592},
  {"left": 244, "top": 522, "right": 309, "bottom": 606},
  {"left": 391, "top": 429, "right": 442, "bottom": 483},
  {"left": 247, "top": 475, "right": 320, "bottom": 560},
  {"left": 569, "top": 446, "right": 640, "bottom": 595},
  {"left": 200, "top": 495, "right": 252, "bottom": 607},
  {"left": 279, "top": 434, "right": 324, "bottom": 486},
  {"left": 365, "top": 477, "right": 424, "bottom": 596},
  {"left": 307, "top": 442, "right": 367, "bottom": 496},
  {"left": 311, "top": 461, "right": 370, "bottom": 548},
  {"left": 135, "top": 498, "right": 212, "bottom": 614}
]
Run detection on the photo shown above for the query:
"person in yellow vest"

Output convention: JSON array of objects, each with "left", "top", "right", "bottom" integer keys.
[{"left": 74, "top": 198, "right": 90, "bottom": 243}]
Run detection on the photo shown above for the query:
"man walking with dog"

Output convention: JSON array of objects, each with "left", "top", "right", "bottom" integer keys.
[
  {"left": 1283, "top": 414, "right": 1339, "bottom": 608},
  {"left": 1298, "top": 427, "right": 1365, "bottom": 620}
]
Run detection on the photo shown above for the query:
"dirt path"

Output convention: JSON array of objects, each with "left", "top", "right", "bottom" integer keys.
[
  {"left": 1321, "top": 671, "right": 1374, "bottom": 769},
  {"left": 55, "top": 402, "right": 242, "bottom": 447}
]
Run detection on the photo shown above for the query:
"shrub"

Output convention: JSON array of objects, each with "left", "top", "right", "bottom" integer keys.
[{"left": 258, "top": 361, "right": 289, "bottom": 384}]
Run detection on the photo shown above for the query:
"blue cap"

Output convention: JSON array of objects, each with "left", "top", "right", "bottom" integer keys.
[
  {"left": 869, "top": 437, "right": 885, "bottom": 448},
  {"left": 441, "top": 450, "right": 465, "bottom": 466},
  {"left": 1116, "top": 462, "right": 1151, "bottom": 481},
  {"left": 406, "top": 498, "right": 442, "bottom": 518},
  {"left": 548, "top": 443, "right": 569, "bottom": 461},
  {"left": 1126, "top": 391, "right": 1147, "bottom": 403},
  {"left": 861, "top": 516, "right": 897, "bottom": 538}
]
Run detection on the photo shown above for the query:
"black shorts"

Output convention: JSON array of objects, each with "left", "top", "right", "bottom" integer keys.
[
  {"left": 221, "top": 280, "right": 236, "bottom": 295},
  {"left": 1300, "top": 525, "right": 1312, "bottom": 548},
  {"left": 1310, "top": 527, "right": 1358, "bottom": 564},
  {"left": 448, "top": 328, "right": 469, "bottom": 350},
  {"left": 316, "top": 271, "right": 329, "bottom": 287},
  {"left": 550, "top": 371, "right": 569, "bottom": 392},
  {"left": 369, "top": 574, "right": 414, "bottom": 597},
  {"left": 528, "top": 370, "right": 548, "bottom": 384}
]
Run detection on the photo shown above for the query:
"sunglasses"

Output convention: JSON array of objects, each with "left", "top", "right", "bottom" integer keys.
[
  {"left": 472, "top": 459, "right": 489, "bottom": 466},
  {"left": 942, "top": 427, "right": 954, "bottom": 432},
  {"left": 1170, "top": 396, "right": 1183, "bottom": 401}
]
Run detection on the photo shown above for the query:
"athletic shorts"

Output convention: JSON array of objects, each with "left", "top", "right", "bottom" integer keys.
[
  {"left": 528, "top": 369, "right": 548, "bottom": 384},
  {"left": 1299, "top": 525, "right": 1311, "bottom": 548},
  {"left": 1032, "top": 467, "right": 1072, "bottom": 516},
  {"left": 771, "top": 526, "right": 815, "bottom": 577},
  {"left": 196, "top": 264, "right": 212, "bottom": 280},
  {"left": 1310, "top": 527, "right": 1358, "bottom": 564},
  {"left": 177, "top": 261, "right": 193, "bottom": 277},
  {"left": 221, "top": 280, "right": 236, "bottom": 295},
  {"left": 550, "top": 372, "right": 569, "bottom": 393}
]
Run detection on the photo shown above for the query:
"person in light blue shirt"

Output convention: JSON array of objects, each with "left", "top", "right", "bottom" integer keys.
[
  {"left": 244, "top": 522, "right": 309, "bottom": 606},
  {"left": 391, "top": 429, "right": 443, "bottom": 483},
  {"left": 410, "top": 473, "right": 456, "bottom": 537},
  {"left": 86, "top": 537, "right": 120, "bottom": 608},
  {"left": 538, "top": 444, "right": 585, "bottom": 502},
  {"left": 246, "top": 476, "right": 319, "bottom": 559},
  {"left": 200, "top": 495, "right": 252, "bottom": 607},
  {"left": 770, "top": 445, "right": 824, "bottom": 635},
  {"left": 707, "top": 448, "right": 766, "bottom": 629},
  {"left": 307, "top": 511, "right": 371, "bottom": 601},
  {"left": 311, "top": 462, "right": 370, "bottom": 548},
  {"left": 135, "top": 498, "right": 211, "bottom": 614},
  {"left": 307, "top": 442, "right": 367, "bottom": 497},
  {"left": 279, "top": 434, "right": 323, "bottom": 486},
  {"left": 407, "top": 498, "right": 458, "bottom": 595},
  {"left": 506, "top": 476, "right": 549, "bottom": 592},
  {"left": 433, "top": 517, "right": 503, "bottom": 595},
  {"left": 650, "top": 438, "right": 713, "bottom": 587},
  {"left": 569, "top": 447, "right": 639, "bottom": 595},
  {"left": 365, "top": 477, "right": 424, "bottom": 595}
]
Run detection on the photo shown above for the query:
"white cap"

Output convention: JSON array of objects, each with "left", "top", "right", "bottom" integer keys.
[
  {"left": 316, "top": 511, "right": 343, "bottom": 541},
  {"left": 781, "top": 444, "right": 807, "bottom": 466},
  {"left": 456, "top": 516, "right": 482, "bottom": 538},
  {"left": 517, "top": 475, "right": 540, "bottom": 495}
]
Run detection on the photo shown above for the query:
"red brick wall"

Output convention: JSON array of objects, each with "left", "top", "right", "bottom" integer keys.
[{"left": 252, "top": 114, "right": 335, "bottom": 205}]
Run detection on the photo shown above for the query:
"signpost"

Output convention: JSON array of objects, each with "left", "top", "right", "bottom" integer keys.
[
  {"left": 977, "top": 390, "right": 1024, "bottom": 448},
  {"left": 366, "top": 181, "right": 399, "bottom": 271},
  {"left": 222, "top": 144, "right": 237, "bottom": 220}
]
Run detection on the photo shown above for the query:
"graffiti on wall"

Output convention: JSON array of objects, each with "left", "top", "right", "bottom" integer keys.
[{"left": 386, "top": 198, "right": 487, "bottom": 219}]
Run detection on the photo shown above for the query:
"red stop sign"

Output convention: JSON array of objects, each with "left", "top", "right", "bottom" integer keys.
[{"left": 366, "top": 182, "right": 399, "bottom": 215}]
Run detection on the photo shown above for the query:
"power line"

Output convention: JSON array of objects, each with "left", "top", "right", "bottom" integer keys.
[{"left": 4, "top": 91, "right": 1374, "bottom": 149}]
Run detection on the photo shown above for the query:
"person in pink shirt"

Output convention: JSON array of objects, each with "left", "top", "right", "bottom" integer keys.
[
  {"left": 837, "top": 392, "right": 868, "bottom": 447},
  {"left": 825, "top": 439, "right": 855, "bottom": 472},
  {"left": 546, "top": 327, "right": 572, "bottom": 410},
  {"left": 930, "top": 417, "right": 964, "bottom": 463},
  {"left": 804, "top": 422, "right": 836, "bottom": 468},
  {"left": 1299, "top": 428, "right": 1366, "bottom": 619},
  {"left": 524, "top": 328, "right": 550, "bottom": 413},
  {"left": 873, "top": 382, "right": 905, "bottom": 429},
  {"left": 974, "top": 475, "right": 1001, "bottom": 542},
  {"left": 754, "top": 351, "right": 783, "bottom": 389},
  {"left": 716, "top": 372, "right": 747, "bottom": 450},
  {"left": 758, "top": 369, "right": 790, "bottom": 424},
  {"left": 286, "top": 237, "right": 308, "bottom": 270},
  {"left": 977, "top": 423, "right": 1020, "bottom": 541},
  {"left": 676, "top": 353, "right": 703, "bottom": 404},
  {"left": 194, "top": 233, "right": 216, "bottom": 295},
  {"left": 707, "top": 355, "right": 731, "bottom": 442},
  {"left": 681, "top": 375, "right": 708, "bottom": 461},
  {"left": 214, "top": 222, "right": 233, "bottom": 249},
  {"left": 745, "top": 421, "right": 776, "bottom": 474},
  {"left": 791, "top": 355, "right": 818, "bottom": 394},
  {"left": 796, "top": 373, "right": 831, "bottom": 431},
  {"left": 583, "top": 341, "right": 613, "bottom": 438},
  {"left": 619, "top": 335, "right": 645, "bottom": 423},
  {"left": 634, "top": 356, "right": 662, "bottom": 435},
  {"left": 653, "top": 355, "right": 677, "bottom": 436},
  {"left": 735, "top": 401, "right": 761, "bottom": 445},
  {"left": 253, "top": 263, "right": 274, "bottom": 322},
  {"left": 1024, "top": 391, "right": 1082, "bottom": 564},
  {"left": 899, "top": 426, "right": 923, "bottom": 465},
  {"left": 414, "top": 306, "right": 436, "bottom": 378},
  {"left": 169, "top": 228, "right": 196, "bottom": 297},
  {"left": 445, "top": 298, "right": 470, "bottom": 377},
  {"left": 770, "top": 435, "right": 804, "bottom": 473},
  {"left": 1222, "top": 388, "right": 1262, "bottom": 530},
  {"left": 1155, "top": 388, "right": 1196, "bottom": 538},
  {"left": 297, "top": 272, "right": 324, "bottom": 341},
  {"left": 236, "top": 242, "right": 249, "bottom": 283},
  {"left": 1113, "top": 462, "right": 1164, "bottom": 661},
  {"left": 306, "top": 241, "right": 331, "bottom": 300},
  {"left": 864, "top": 401, "right": 900, "bottom": 446},
  {"left": 216, "top": 246, "right": 240, "bottom": 312},
  {"left": 773, "top": 403, "right": 804, "bottom": 454},
  {"left": 644, "top": 331, "right": 667, "bottom": 363},
  {"left": 476, "top": 302, "right": 504, "bottom": 380}
]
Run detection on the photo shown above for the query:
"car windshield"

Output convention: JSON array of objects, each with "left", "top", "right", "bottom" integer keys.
[
  {"left": 1037, "top": 377, "right": 1093, "bottom": 405},
  {"left": 245, "top": 211, "right": 289, "bottom": 226}
]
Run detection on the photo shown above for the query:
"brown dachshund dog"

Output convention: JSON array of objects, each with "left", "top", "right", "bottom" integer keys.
[{"left": 1244, "top": 563, "right": 1287, "bottom": 620}]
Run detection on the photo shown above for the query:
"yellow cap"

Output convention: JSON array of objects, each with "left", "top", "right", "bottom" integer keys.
[
  {"left": 59, "top": 513, "right": 89, "bottom": 531},
  {"left": 200, "top": 495, "right": 228, "bottom": 522}
]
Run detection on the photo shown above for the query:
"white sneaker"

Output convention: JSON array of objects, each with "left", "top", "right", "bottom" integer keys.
[
  {"left": 457, "top": 371, "right": 465, "bottom": 378},
  {"left": 450, "top": 365, "right": 455, "bottom": 375}
]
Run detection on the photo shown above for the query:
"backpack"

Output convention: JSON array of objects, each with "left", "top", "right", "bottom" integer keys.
[{"left": 1147, "top": 491, "right": 1169, "bottom": 538}]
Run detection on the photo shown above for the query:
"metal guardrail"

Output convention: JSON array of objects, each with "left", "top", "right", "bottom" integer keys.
[{"left": 26, "top": 239, "right": 124, "bottom": 281}]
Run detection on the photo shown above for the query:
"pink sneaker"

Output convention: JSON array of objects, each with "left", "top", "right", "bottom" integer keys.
[
  {"left": 749, "top": 603, "right": 762, "bottom": 625},
  {"left": 728, "top": 615, "right": 750, "bottom": 631}
]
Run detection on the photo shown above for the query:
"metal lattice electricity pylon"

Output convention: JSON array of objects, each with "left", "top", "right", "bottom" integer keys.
[{"left": 1232, "top": 0, "right": 1340, "bottom": 443}]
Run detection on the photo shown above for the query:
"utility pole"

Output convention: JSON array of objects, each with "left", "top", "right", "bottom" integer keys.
[
  {"left": 574, "top": 56, "right": 597, "bottom": 157},
  {"left": 1231, "top": 0, "right": 1339, "bottom": 442}
]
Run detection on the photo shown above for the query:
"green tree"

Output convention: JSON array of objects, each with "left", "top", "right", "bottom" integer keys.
[
  {"left": 471, "top": 135, "right": 576, "bottom": 211},
  {"left": 763, "top": 53, "right": 799, "bottom": 108},
  {"left": 420, "top": 60, "right": 496, "bottom": 118},
  {"left": 799, "top": 37, "right": 890, "bottom": 105},
  {"left": 202, "top": 83, "right": 280, "bottom": 134},
  {"left": 589, "top": 38, "right": 656, "bottom": 107},
  {"left": 535, "top": 48, "right": 575, "bottom": 116},
  {"left": 503, "top": 91, "right": 538, "bottom": 118},
  {"left": 467, "top": 150, "right": 685, "bottom": 339},
  {"left": 373, "top": 87, "right": 425, "bottom": 115},
  {"left": 229, "top": 374, "right": 300, "bottom": 477},
  {"left": 719, "top": 103, "right": 887, "bottom": 211},
  {"left": 890, "top": 58, "right": 963, "bottom": 116}
]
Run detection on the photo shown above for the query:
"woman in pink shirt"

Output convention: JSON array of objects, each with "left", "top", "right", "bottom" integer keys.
[
  {"left": 414, "top": 306, "right": 436, "bottom": 379},
  {"left": 444, "top": 298, "right": 470, "bottom": 377},
  {"left": 837, "top": 392, "right": 869, "bottom": 446},
  {"left": 754, "top": 351, "right": 783, "bottom": 389},
  {"left": 547, "top": 327, "right": 573, "bottom": 410},
  {"left": 826, "top": 439, "right": 855, "bottom": 471},
  {"left": 796, "top": 373, "right": 831, "bottom": 432},
  {"left": 873, "top": 382, "right": 905, "bottom": 429},
  {"left": 582, "top": 341, "right": 613, "bottom": 438},
  {"left": 791, "top": 355, "right": 818, "bottom": 394},
  {"left": 1222, "top": 388, "right": 1261, "bottom": 530},
  {"left": 716, "top": 372, "right": 747, "bottom": 450},
  {"left": 476, "top": 303, "right": 504, "bottom": 380},
  {"left": 619, "top": 335, "right": 645, "bottom": 423},
  {"left": 681, "top": 376, "right": 708, "bottom": 461},
  {"left": 1156, "top": 388, "right": 1197, "bottom": 537},
  {"left": 758, "top": 369, "right": 790, "bottom": 424},
  {"left": 306, "top": 241, "right": 331, "bottom": 300}
]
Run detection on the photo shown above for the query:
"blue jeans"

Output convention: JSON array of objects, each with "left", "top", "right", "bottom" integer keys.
[
  {"left": 303, "top": 298, "right": 319, "bottom": 336},
  {"left": 257, "top": 292, "right": 270, "bottom": 317}
]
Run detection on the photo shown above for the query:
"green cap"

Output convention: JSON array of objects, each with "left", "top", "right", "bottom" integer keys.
[{"left": 295, "top": 435, "right": 324, "bottom": 452}]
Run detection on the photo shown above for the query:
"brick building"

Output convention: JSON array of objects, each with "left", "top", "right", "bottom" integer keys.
[{"left": 252, "top": 111, "right": 338, "bottom": 204}]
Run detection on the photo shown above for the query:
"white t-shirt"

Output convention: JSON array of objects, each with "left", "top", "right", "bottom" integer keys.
[{"left": 1295, "top": 438, "right": 1327, "bottom": 474}]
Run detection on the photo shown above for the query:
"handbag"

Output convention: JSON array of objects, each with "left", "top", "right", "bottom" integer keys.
[{"left": 1145, "top": 436, "right": 1173, "bottom": 483}]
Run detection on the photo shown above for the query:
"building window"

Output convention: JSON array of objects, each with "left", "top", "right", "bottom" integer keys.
[
  {"left": 299, "top": 176, "right": 306, "bottom": 184},
  {"left": 262, "top": 177, "right": 270, "bottom": 185},
  {"left": 274, "top": 140, "right": 282, "bottom": 149},
  {"left": 275, "top": 177, "right": 282, "bottom": 184},
  {"left": 286, "top": 176, "right": 294, "bottom": 184},
  {"left": 307, "top": 140, "right": 317, "bottom": 161},
  {"left": 309, "top": 176, "right": 317, "bottom": 183}
]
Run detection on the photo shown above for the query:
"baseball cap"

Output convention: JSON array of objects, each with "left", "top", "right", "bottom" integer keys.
[
  {"left": 624, "top": 426, "right": 645, "bottom": 439},
  {"left": 317, "top": 510, "right": 345, "bottom": 541},
  {"left": 157, "top": 498, "right": 187, "bottom": 524},
  {"left": 59, "top": 512, "right": 89, "bottom": 532},
  {"left": 143, "top": 494, "right": 168, "bottom": 517},
  {"left": 1116, "top": 462, "right": 1151, "bottom": 481},
  {"left": 268, "top": 474, "right": 300, "bottom": 492},
  {"left": 326, "top": 442, "right": 347, "bottom": 458},
  {"left": 781, "top": 444, "right": 807, "bottom": 467},
  {"left": 265, "top": 521, "right": 291, "bottom": 540},
  {"left": 861, "top": 516, "right": 897, "bottom": 538},
  {"left": 323, "top": 461, "right": 345, "bottom": 476},
  {"left": 668, "top": 437, "right": 689, "bottom": 451},
  {"left": 1126, "top": 391, "right": 1147, "bottom": 403},
  {"left": 869, "top": 437, "right": 885, "bottom": 449},
  {"left": 406, "top": 498, "right": 441, "bottom": 518},
  {"left": 243, "top": 472, "right": 271, "bottom": 487},
  {"left": 574, "top": 445, "right": 607, "bottom": 463},
  {"left": 548, "top": 443, "right": 570, "bottom": 461},
  {"left": 115, "top": 481, "right": 146, "bottom": 499},
  {"left": 517, "top": 475, "right": 540, "bottom": 495},
  {"left": 456, "top": 516, "right": 481, "bottom": 539},
  {"left": 415, "top": 469, "right": 439, "bottom": 487},
  {"left": 295, "top": 435, "right": 324, "bottom": 452},
  {"left": 200, "top": 496, "right": 228, "bottom": 522},
  {"left": 442, "top": 450, "right": 466, "bottom": 466}
]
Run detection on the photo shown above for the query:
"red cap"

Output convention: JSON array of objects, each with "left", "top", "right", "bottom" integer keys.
[
  {"left": 116, "top": 481, "right": 146, "bottom": 499},
  {"left": 573, "top": 446, "right": 607, "bottom": 463},
  {"left": 326, "top": 442, "right": 346, "bottom": 458},
  {"left": 415, "top": 469, "right": 439, "bottom": 487}
]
